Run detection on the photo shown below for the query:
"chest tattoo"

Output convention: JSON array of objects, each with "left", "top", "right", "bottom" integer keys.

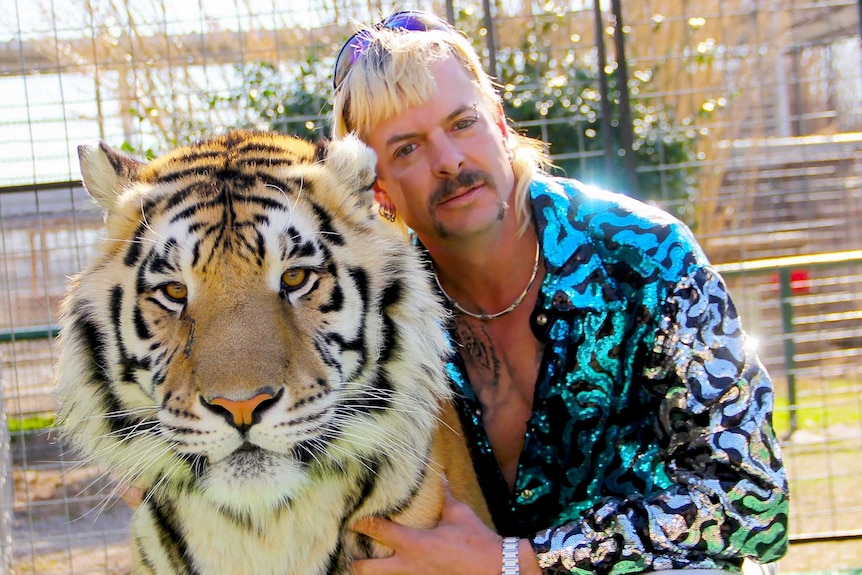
[{"left": 455, "top": 321, "right": 501, "bottom": 385}]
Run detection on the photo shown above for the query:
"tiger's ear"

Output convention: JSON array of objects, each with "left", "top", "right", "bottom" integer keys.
[
  {"left": 77, "top": 142, "right": 144, "bottom": 212},
  {"left": 316, "top": 135, "right": 377, "bottom": 208}
]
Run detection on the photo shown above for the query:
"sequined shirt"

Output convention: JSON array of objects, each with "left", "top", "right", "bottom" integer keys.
[{"left": 444, "top": 175, "right": 789, "bottom": 574}]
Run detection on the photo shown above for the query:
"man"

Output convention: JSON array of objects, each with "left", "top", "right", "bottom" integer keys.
[{"left": 331, "top": 11, "right": 788, "bottom": 575}]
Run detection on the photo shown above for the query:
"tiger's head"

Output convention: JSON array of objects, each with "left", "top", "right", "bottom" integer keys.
[{"left": 56, "top": 131, "right": 450, "bottom": 519}]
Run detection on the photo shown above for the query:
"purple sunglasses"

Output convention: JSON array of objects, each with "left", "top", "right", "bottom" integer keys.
[{"left": 332, "top": 10, "right": 453, "bottom": 90}]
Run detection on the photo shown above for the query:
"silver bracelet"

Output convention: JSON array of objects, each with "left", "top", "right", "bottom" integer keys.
[{"left": 501, "top": 536, "right": 520, "bottom": 575}]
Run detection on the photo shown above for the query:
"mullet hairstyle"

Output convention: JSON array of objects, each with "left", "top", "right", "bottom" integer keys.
[{"left": 331, "top": 26, "right": 550, "bottom": 236}]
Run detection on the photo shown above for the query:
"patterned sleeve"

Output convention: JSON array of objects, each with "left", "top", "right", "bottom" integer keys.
[{"left": 531, "top": 266, "right": 789, "bottom": 575}]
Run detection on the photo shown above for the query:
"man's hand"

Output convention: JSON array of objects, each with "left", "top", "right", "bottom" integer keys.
[
  {"left": 350, "top": 483, "right": 541, "bottom": 575},
  {"left": 118, "top": 483, "right": 144, "bottom": 510}
]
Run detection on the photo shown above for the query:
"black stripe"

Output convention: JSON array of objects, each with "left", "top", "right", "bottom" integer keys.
[
  {"left": 344, "top": 458, "right": 382, "bottom": 557},
  {"left": 133, "top": 305, "right": 153, "bottom": 340},
  {"left": 190, "top": 238, "right": 201, "bottom": 268},
  {"left": 109, "top": 284, "right": 124, "bottom": 325},
  {"left": 289, "top": 239, "right": 317, "bottom": 259},
  {"left": 323, "top": 540, "right": 343, "bottom": 575},
  {"left": 154, "top": 154, "right": 222, "bottom": 186},
  {"left": 324, "top": 331, "right": 365, "bottom": 356},
  {"left": 235, "top": 140, "right": 307, "bottom": 157},
  {"left": 379, "top": 280, "right": 402, "bottom": 309},
  {"left": 313, "top": 338, "right": 342, "bottom": 372},
  {"left": 148, "top": 254, "right": 176, "bottom": 274},
  {"left": 110, "top": 285, "right": 149, "bottom": 383},
  {"left": 144, "top": 296, "right": 175, "bottom": 314},
  {"left": 73, "top": 315, "right": 155, "bottom": 439},
  {"left": 255, "top": 229, "right": 266, "bottom": 262},
  {"left": 149, "top": 238, "right": 178, "bottom": 274},
  {"left": 239, "top": 194, "right": 292, "bottom": 211},
  {"left": 310, "top": 201, "right": 343, "bottom": 246},
  {"left": 123, "top": 223, "right": 148, "bottom": 266},
  {"left": 149, "top": 499, "right": 198, "bottom": 575},
  {"left": 137, "top": 251, "right": 155, "bottom": 295},
  {"left": 348, "top": 267, "right": 370, "bottom": 311},
  {"left": 232, "top": 224, "right": 266, "bottom": 263},
  {"left": 170, "top": 200, "right": 208, "bottom": 223},
  {"left": 378, "top": 280, "right": 403, "bottom": 363},
  {"left": 320, "top": 283, "right": 343, "bottom": 313},
  {"left": 382, "top": 458, "right": 425, "bottom": 517},
  {"left": 188, "top": 221, "right": 206, "bottom": 233},
  {"left": 134, "top": 533, "right": 158, "bottom": 572},
  {"left": 161, "top": 180, "right": 201, "bottom": 209},
  {"left": 379, "top": 313, "right": 396, "bottom": 364}
]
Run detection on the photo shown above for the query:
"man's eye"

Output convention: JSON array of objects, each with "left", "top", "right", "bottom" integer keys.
[
  {"left": 394, "top": 143, "right": 417, "bottom": 158},
  {"left": 453, "top": 116, "right": 477, "bottom": 131}
]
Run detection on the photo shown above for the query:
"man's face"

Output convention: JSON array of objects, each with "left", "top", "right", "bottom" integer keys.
[{"left": 366, "top": 56, "right": 516, "bottom": 243}]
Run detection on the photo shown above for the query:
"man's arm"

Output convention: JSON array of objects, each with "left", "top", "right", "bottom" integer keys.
[{"left": 532, "top": 266, "right": 789, "bottom": 574}]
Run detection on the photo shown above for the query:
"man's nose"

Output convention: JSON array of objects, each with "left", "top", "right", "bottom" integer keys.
[{"left": 429, "top": 133, "right": 464, "bottom": 178}]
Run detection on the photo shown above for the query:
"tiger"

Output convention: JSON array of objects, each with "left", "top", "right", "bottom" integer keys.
[{"left": 54, "top": 130, "right": 491, "bottom": 575}]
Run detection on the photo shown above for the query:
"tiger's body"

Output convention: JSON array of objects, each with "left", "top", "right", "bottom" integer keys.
[{"left": 55, "top": 131, "right": 489, "bottom": 575}]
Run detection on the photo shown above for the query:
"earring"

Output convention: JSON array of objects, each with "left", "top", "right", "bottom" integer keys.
[
  {"left": 378, "top": 203, "right": 397, "bottom": 222},
  {"left": 506, "top": 146, "right": 515, "bottom": 165}
]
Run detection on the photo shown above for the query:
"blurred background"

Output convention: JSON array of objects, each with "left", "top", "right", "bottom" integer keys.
[{"left": 1, "top": 0, "right": 861, "bottom": 573}]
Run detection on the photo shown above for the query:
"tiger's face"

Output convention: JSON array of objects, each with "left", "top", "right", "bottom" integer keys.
[{"left": 56, "top": 131, "right": 450, "bottom": 519}]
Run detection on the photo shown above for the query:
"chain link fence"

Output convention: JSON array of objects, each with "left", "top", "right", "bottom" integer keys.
[{"left": 1, "top": 0, "right": 861, "bottom": 572}]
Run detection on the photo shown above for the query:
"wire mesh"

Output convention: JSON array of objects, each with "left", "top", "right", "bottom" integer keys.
[{"left": 1, "top": 0, "right": 861, "bottom": 573}]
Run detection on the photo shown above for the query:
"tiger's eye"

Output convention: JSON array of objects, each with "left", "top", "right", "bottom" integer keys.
[
  {"left": 162, "top": 282, "right": 188, "bottom": 302},
  {"left": 281, "top": 269, "right": 308, "bottom": 290}
]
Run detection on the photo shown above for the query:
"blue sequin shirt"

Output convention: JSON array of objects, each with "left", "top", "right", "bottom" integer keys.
[{"left": 445, "top": 175, "right": 789, "bottom": 574}]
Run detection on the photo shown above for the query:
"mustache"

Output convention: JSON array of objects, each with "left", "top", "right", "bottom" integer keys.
[{"left": 430, "top": 170, "right": 495, "bottom": 205}]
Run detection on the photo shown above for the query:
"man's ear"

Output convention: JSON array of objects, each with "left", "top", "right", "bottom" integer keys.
[
  {"left": 373, "top": 179, "right": 391, "bottom": 206},
  {"left": 494, "top": 102, "right": 509, "bottom": 139}
]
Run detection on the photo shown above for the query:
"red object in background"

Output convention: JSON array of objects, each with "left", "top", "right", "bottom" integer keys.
[{"left": 770, "top": 269, "right": 812, "bottom": 295}]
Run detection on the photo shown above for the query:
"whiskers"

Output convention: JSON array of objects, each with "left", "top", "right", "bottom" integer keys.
[
  {"left": 340, "top": 379, "right": 452, "bottom": 431},
  {"left": 302, "top": 381, "right": 447, "bottom": 481},
  {"left": 62, "top": 407, "right": 193, "bottom": 520}
]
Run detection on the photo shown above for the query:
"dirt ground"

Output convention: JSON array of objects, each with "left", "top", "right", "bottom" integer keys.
[{"left": 11, "top": 465, "right": 133, "bottom": 575}]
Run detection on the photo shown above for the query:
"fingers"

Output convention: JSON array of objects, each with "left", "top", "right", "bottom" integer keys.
[
  {"left": 350, "top": 517, "right": 413, "bottom": 575},
  {"left": 351, "top": 516, "right": 412, "bottom": 548},
  {"left": 118, "top": 484, "right": 144, "bottom": 510},
  {"left": 439, "top": 478, "right": 476, "bottom": 525}
]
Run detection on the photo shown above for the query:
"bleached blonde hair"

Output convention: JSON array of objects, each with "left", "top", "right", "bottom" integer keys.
[{"left": 331, "top": 25, "right": 549, "bottom": 235}]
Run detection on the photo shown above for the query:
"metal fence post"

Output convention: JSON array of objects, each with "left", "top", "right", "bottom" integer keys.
[
  {"left": 778, "top": 268, "right": 798, "bottom": 435},
  {"left": 0, "top": 356, "right": 12, "bottom": 574}
]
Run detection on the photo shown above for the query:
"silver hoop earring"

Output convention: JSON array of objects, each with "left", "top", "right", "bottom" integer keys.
[{"left": 378, "top": 204, "right": 397, "bottom": 222}]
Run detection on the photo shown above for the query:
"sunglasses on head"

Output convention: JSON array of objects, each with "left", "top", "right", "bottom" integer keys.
[{"left": 332, "top": 10, "right": 454, "bottom": 90}]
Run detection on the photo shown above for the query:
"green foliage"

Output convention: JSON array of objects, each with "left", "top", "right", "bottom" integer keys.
[
  {"left": 8, "top": 413, "right": 55, "bottom": 433},
  {"left": 487, "top": 16, "right": 699, "bottom": 223},
  {"left": 220, "top": 57, "right": 333, "bottom": 141},
  {"left": 122, "top": 53, "right": 333, "bottom": 157},
  {"left": 209, "top": 54, "right": 332, "bottom": 141},
  {"left": 772, "top": 387, "right": 862, "bottom": 438}
]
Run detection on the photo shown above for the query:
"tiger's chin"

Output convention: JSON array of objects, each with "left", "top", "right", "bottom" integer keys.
[{"left": 197, "top": 448, "right": 309, "bottom": 515}]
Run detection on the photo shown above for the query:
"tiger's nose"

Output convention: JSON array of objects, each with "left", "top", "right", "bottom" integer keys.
[{"left": 201, "top": 389, "right": 281, "bottom": 431}]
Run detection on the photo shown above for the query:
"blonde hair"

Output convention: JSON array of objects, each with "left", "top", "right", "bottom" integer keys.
[{"left": 331, "top": 25, "right": 549, "bottom": 235}]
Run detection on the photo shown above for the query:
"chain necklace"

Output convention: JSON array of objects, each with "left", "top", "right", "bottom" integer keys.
[{"left": 434, "top": 242, "right": 540, "bottom": 321}]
